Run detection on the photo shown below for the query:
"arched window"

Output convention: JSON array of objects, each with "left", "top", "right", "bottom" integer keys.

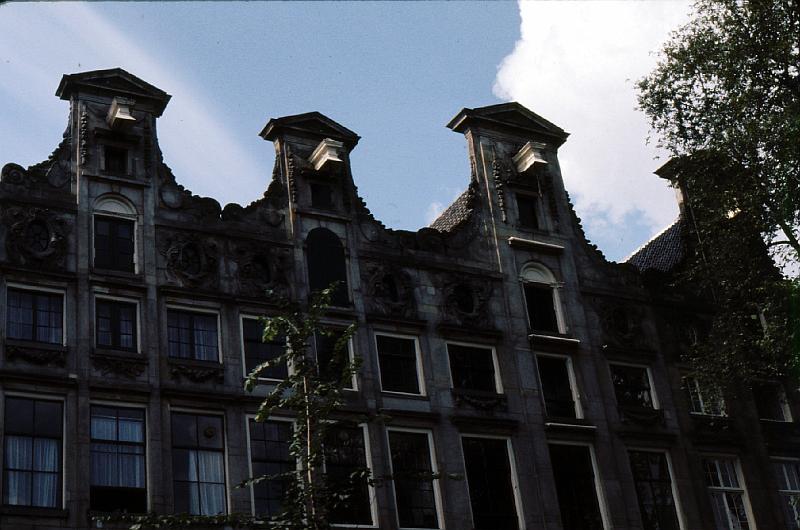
[
  {"left": 520, "top": 263, "right": 562, "bottom": 334},
  {"left": 306, "top": 228, "right": 349, "bottom": 306},
  {"left": 93, "top": 195, "right": 137, "bottom": 273}
]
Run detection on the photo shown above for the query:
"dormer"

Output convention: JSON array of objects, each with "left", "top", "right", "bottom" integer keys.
[{"left": 447, "top": 102, "right": 569, "bottom": 148}]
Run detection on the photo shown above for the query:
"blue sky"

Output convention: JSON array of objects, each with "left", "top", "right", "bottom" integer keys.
[{"left": 0, "top": 1, "right": 691, "bottom": 261}]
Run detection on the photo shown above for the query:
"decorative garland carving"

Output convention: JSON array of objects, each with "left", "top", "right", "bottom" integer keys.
[
  {"left": 440, "top": 276, "right": 492, "bottom": 328},
  {"left": 362, "top": 262, "right": 416, "bottom": 319},
  {"left": 80, "top": 109, "right": 89, "bottom": 166},
  {"left": 234, "top": 245, "right": 291, "bottom": 300},
  {"left": 6, "top": 344, "right": 66, "bottom": 367},
  {"left": 452, "top": 389, "right": 507, "bottom": 411},
  {"left": 492, "top": 156, "right": 516, "bottom": 223},
  {"left": 169, "top": 361, "right": 224, "bottom": 383},
  {"left": 161, "top": 234, "right": 219, "bottom": 289},
  {"left": 92, "top": 354, "right": 147, "bottom": 378},
  {"left": 3, "top": 207, "right": 69, "bottom": 268}
]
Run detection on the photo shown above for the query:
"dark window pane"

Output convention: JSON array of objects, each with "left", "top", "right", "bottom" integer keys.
[
  {"left": 94, "top": 216, "right": 135, "bottom": 272},
  {"left": 171, "top": 413, "right": 226, "bottom": 516},
  {"left": 462, "top": 437, "right": 519, "bottom": 530},
  {"left": 516, "top": 194, "right": 539, "bottom": 229},
  {"left": 7, "top": 289, "right": 62, "bottom": 344},
  {"left": 549, "top": 444, "right": 604, "bottom": 530},
  {"left": 243, "top": 319, "right": 288, "bottom": 379},
  {"left": 35, "top": 401, "right": 62, "bottom": 438},
  {"left": 315, "top": 329, "right": 353, "bottom": 389},
  {"left": 754, "top": 383, "right": 788, "bottom": 421},
  {"left": 537, "top": 356, "right": 576, "bottom": 418},
  {"left": 324, "top": 425, "right": 372, "bottom": 525},
  {"left": 448, "top": 344, "right": 497, "bottom": 392},
  {"left": 310, "top": 182, "right": 334, "bottom": 210},
  {"left": 389, "top": 431, "right": 438, "bottom": 529},
  {"left": 96, "top": 299, "right": 138, "bottom": 351},
  {"left": 610, "top": 365, "right": 654, "bottom": 409},
  {"left": 376, "top": 335, "right": 420, "bottom": 394},
  {"left": 306, "top": 228, "right": 349, "bottom": 306},
  {"left": 524, "top": 284, "right": 558, "bottom": 333},
  {"left": 104, "top": 145, "right": 128, "bottom": 174},
  {"left": 249, "top": 419, "right": 293, "bottom": 517},
  {"left": 5, "top": 397, "right": 35, "bottom": 434},
  {"left": 629, "top": 451, "right": 680, "bottom": 530},
  {"left": 167, "top": 310, "right": 219, "bottom": 361}
]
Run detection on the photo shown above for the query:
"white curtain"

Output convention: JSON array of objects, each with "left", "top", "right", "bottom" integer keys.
[
  {"left": 92, "top": 415, "right": 117, "bottom": 440},
  {"left": 193, "top": 316, "right": 218, "bottom": 361},
  {"left": 188, "top": 450, "right": 225, "bottom": 515},
  {"left": 119, "top": 418, "right": 144, "bottom": 443},
  {"left": 32, "top": 438, "right": 59, "bottom": 507}
]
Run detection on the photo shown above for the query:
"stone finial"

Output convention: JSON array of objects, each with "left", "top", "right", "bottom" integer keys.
[
  {"left": 512, "top": 141, "right": 548, "bottom": 175},
  {"left": 106, "top": 97, "right": 137, "bottom": 129},
  {"left": 308, "top": 138, "right": 344, "bottom": 171}
]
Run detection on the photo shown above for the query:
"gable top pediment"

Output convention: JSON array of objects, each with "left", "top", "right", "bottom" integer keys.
[
  {"left": 260, "top": 112, "right": 361, "bottom": 149},
  {"left": 447, "top": 102, "right": 569, "bottom": 146},
  {"left": 56, "top": 68, "right": 171, "bottom": 116}
]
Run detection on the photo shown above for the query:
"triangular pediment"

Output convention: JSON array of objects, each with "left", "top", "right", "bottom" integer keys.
[
  {"left": 56, "top": 68, "right": 171, "bottom": 116},
  {"left": 260, "top": 112, "right": 360, "bottom": 148},
  {"left": 447, "top": 102, "right": 568, "bottom": 145}
]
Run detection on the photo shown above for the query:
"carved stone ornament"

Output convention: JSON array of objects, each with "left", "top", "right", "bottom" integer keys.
[
  {"left": 362, "top": 262, "right": 415, "bottom": 319},
  {"left": 6, "top": 343, "right": 67, "bottom": 367},
  {"left": 234, "top": 245, "right": 291, "bottom": 301},
  {"left": 2, "top": 134, "right": 71, "bottom": 191},
  {"left": 492, "top": 155, "right": 517, "bottom": 223},
  {"left": 169, "top": 361, "right": 224, "bottom": 384},
  {"left": 452, "top": 389, "right": 508, "bottom": 411},
  {"left": 92, "top": 354, "right": 147, "bottom": 378},
  {"left": 3, "top": 207, "right": 69, "bottom": 268},
  {"left": 1, "top": 163, "right": 29, "bottom": 187},
  {"left": 441, "top": 277, "right": 492, "bottom": 328},
  {"left": 618, "top": 405, "right": 665, "bottom": 426},
  {"left": 161, "top": 234, "right": 219, "bottom": 288}
]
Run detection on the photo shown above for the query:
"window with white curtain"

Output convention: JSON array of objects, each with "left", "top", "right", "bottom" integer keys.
[
  {"left": 90, "top": 405, "right": 146, "bottom": 512},
  {"left": 2, "top": 397, "right": 62, "bottom": 508},
  {"left": 171, "top": 412, "right": 226, "bottom": 515},
  {"left": 703, "top": 456, "right": 753, "bottom": 530},
  {"left": 167, "top": 309, "right": 219, "bottom": 362},
  {"left": 6, "top": 288, "right": 63, "bottom": 345}
]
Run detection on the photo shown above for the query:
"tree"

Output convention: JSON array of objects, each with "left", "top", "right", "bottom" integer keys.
[{"left": 637, "top": 0, "right": 800, "bottom": 386}]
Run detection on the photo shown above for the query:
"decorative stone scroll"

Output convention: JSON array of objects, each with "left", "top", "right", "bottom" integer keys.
[
  {"left": 234, "top": 245, "right": 291, "bottom": 301},
  {"left": 6, "top": 343, "right": 67, "bottom": 367},
  {"left": 160, "top": 233, "right": 219, "bottom": 289},
  {"left": 3, "top": 207, "right": 69, "bottom": 269},
  {"left": 440, "top": 276, "right": 492, "bottom": 328},
  {"left": 92, "top": 353, "right": 147, "bottom": 378},
  {"left": 362, "top": 262, "right": 416, "bottom": 319},
  {"left": 169, "top": 361, "right": 224, "bottom": 384}
]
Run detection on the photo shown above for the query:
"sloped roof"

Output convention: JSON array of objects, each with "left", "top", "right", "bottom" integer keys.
[
  {"left": 260, "top": 111, "right": 360, "bottom": 149},
  {"left": 56, "top": 68, "right": 171, "bottom": 116},
  {"left": 625, "top": 217, "right": 687, "bottom": 273},
  {"left": 447, "top": 102, "right": 569, "bottom": 146},
  {"left": 429, "top": 188, "right": 473, "bottom": 232}
]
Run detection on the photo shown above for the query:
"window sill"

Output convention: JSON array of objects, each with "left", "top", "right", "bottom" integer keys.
[
  {"left": 380, "top": 391, "right": 429, "bottom": 400},
  {"left": 5, "top": 340, "right": 67, "bottom": 367},
  {"left": 91, "top": 267, "right": 141, "bottom": 280},
  {"left": 1, "top": 505, "right": 69, "bottom": 518},
  {"left": 508, "top": 235, "right": 564, "bottom": 253}
]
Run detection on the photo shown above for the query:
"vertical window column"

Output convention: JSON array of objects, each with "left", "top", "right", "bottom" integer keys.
[
  {"left": 628, "top": 451, "right": 680, "bottom": 530},
  {"left": 548, "top": 443, "right": 605, "bottom": 530},
  {"left": 248, "top": 419, "right": 293, "bottom": 517},
  {"left": 376, "top": 334, "right": 423, "bottom": 395},
  {"left": 461, "top": 436, "right": 520, "bottom": 530},
  {"left": 323, "top": 424, "right": 373, "bottom": 526},
  {"left": 171, "top": 413, "right": 226, "bottom": 515},
  {"left": 773, "top": 459, "right": 800, "bottom": 529},
  {"left": 388, "top": 430, "right": 440, "bottom": 529},
  {"left": 703, "top": 457, "right": 752, "bottom": 530}
]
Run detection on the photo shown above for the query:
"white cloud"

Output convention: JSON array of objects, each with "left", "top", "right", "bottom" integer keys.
[{"left": 494, "top": 1, "right": 692, "bottom": 238}]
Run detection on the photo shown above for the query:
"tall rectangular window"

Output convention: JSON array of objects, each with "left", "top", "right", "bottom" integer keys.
[
  {"left": 90, "top": 406, "right": 146, "bottom": 512},
  {"left": 610, "top": 364, "right": 656, "bottom": 409},
  {"left": 6, "top": 288, "right": 63, "bottom": 344},
  {"left": 685, "top": 377, "right": 726, "bottom": 416},
  {"left": 773, "top": 459, "right": 800, "bottom": 529},
  {"left": 516, "top": 194, "right": 539, "bottom": 230},
  {"left": 753, "top": 382, "right": 792, "bottom": 422},
  {"left": 94, "top": 216, "right": 135, "bottom": 272},
  {"left": 242, "top": 318, "right": 288, "bottom": 380},
  {"left": 537, "top": 355, "right": 579, "bottom": 418},
  {"left": 703, "top": 457, "right": 752, "bottom": 530},
  {"left": 167, "top": 309, "right": 219, "bottom": 361},
  {"left": 629, "top": 451, "right": 680, "bottom": 530},
  {"left": 324, "top": 425, "right": 372, "bottom": 526},
  {"left": 104, "top": 145, "right": 128, "bottom": 175},
  {"left": 96, "top": 299, "right": 138, "bottom": 351},
  {"left": 314, "top": 328, "right": 354, "bottom": 389},
  {"left": 388, "top": 430, "right": 440, "bottom": 529},
  {"left": 3, "top": 397, "right": 62, "bottom": 508},
  {"left": 171, "top": 413, "right": 226, "bottom": 515},
  {"left": 461, "top": 436, "right": 520, "bottom": 530},
  {"left": 524, "top": 284, "right": 558, "bottom": 333},
  {"left": 447, "top": 343, "right": 499, "bottom": 393},
  {"left": 549, "top": 443, "right": 604, "bottom": 530},
  {"left": 376, "top": 334, "right": 422, "bottom": 395},
  {"left": 248, "top": 419, "right": 293, "bottom": 517}
]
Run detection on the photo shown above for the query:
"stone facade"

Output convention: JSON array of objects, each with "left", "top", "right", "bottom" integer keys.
[{"left": 0, "top": 68, "right": 797, "bottom": 529}]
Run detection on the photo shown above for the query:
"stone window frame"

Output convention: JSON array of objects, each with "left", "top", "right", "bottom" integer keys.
[
  {"left": 165, "top": 303, "right": 223, "bottom": 364},
  {"left": 513, "top": 191, "right": 544, "bottom": 232},
  {"left": 304, "top": 226, "right": 352, "bottom": 308},
  {"left": 4, "top": 282, "right": 68, "bottom": 347},
  {"left": 91, "top": 195, "right": 140, "bottom": 275},
  {"left": 325, "top": 422, "right": 378, "bottom": 529},
  {"left": 167, "top": 406, "right": 230, "bottom": 516},
  {"left": 535, "top": 352, "right": 584, "bottom": 419},
  {"left": 607, "top": 361, "right": 661, "bottom": 411},
  {"left": 626, "top": 447, "right": 687, "bottom": 530},
  {"left": 238, "top": 314, "right": 289, "bottom": 384},
  {"left": 373, "top": 332, "right": 427, "bottom": 397},
  {"left": 519, "top": 262, "right": 566, "bottom": 335},
  {"left": 385, "top": 426, "right": 444, "bottom": 530},
  {"left": 547, "top": 440, "right": 612, "bottom": 530},
  {"left": 243, "top": 413, "right": 296, "bottom": 518},
  {"left": 313, "top": 320, "right": 359, "bottom": 392},
  {"left": 444, "top": 341, "right": 504, "bottom": 395},
  {"left": 683, "top": 376, "right": 726, "bottom": 417},
  {"left": 100, "top": 143, "right": 132, "bottom": 178},
  {"left": 2, "top": 391, "right": 67, "bottom": 511},
  {"left": 88, "top": 399, "right": 149, "bottom": 513},
  {"left": 770, "top": 457, "right": 800, "bottom": 529},
  {"left": 752, "top": 381, "right": 793, "bottom": 423},
  {"left": 701, "top": 454, "right": 755, "bottom": 530},
  {"left": 459, "top": 434, "right": 525, "bottom": 530},
  {"left": 93, "top": 292, "right": 142, "bottom": 354}
]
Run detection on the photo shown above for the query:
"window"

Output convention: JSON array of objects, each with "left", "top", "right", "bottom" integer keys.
[
  {"left": 447, "top": 343, "right": 500, "bottom": 393},
  {"left": 90, "top": 406, "right": 146, "bottom": 512},
  {"left": 310, "top": 182, "right": 334, "bottom": 210},
  {"left": 167, "top": 309, "right": 219, "bottom": 362},
  {"left": 3, "top": 397, "right": 62, "bottom": 508},
  {"left": 537, "top": 355, "right": 580, "bottom": 419},
  {"left": 94, "top": 215, "right": 135, "bottom": 272},
  {"left": 520, "top": 264, "right": 561, "bottom": 334},
  {"left": 461, "top": 436, "right": 520, "bottom": 530},
  {"left": 171, "top": 412, "right": 226, "bottom": 515},
  {"left": 242, "top": 317, "right": 288, "bottom": 380},
  {"left": 104, "top": 145, "right": 128, "bottom": 175},
  {"left": 516, "top": 193, "right": 539, "bottom": 230},
  {"left": 387, "top": 429, "right": 441, "bottom": 529},
  {"left": 306, "top": 228, "right": 349, "bottom": 306},
  {"left": 548, "top": 443, "right": 605, "bottom": 530},
  {"left": 323, "top": 424, "right": 373, "bottom": 526},
  {"left": 610, "top": 364, "right": 656, "bottom": 409},
  {"left": 248, "top": 419, "right": 293, "bottom": 517},
  {"left": 753, "top": 382, "right": 792, "bottom": 421},
  {"left": 376, "top": 334, "right": 423, "bottom": 395},
  {"left": 772, "top": 459, "right": 800, "bottom": 529},
  {"left": 685, "top": 377, "right": 726, "bottom": 416},
  {"left": 703, "top": 457, "right": 752, "bottom": 530},
  {"left": 314, "top": 328, "right": 355, "bottom": 389},
  {"left": 628, "top": 451, "right": 680, "bottom": 530},
  {"left": 6, "top": 287, "right": 63, "bottom": 344},
  {"left": 96, "top": 298, "right": 138, "bottom": 352}
]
